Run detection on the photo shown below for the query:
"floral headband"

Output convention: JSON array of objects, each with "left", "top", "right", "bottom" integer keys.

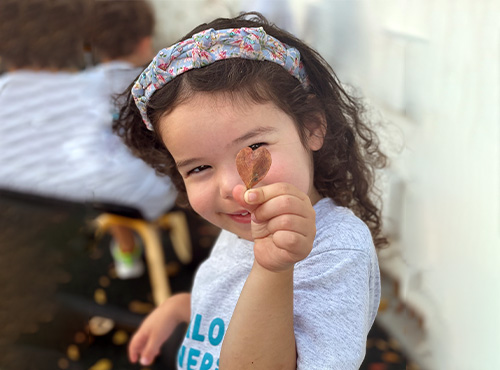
[{"left": 131, "top": 26, "right": 309, "bottom": 130}]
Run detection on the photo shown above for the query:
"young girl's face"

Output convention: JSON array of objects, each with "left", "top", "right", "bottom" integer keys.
[{"left": 159, "top": 92, "right": 324, "bottom": 241}]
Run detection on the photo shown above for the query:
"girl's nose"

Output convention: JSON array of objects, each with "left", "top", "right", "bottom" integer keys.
[{"left": 219, "top": 165, "right": 242, "bottom": 199}]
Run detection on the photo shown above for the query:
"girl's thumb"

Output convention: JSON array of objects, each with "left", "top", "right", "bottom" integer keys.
[{"left": 232, "top": 184, "right": 250, "bottom": 209}]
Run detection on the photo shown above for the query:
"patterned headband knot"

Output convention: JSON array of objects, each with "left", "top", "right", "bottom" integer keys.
[{"left": 132, "top": 26, "right": 309, "bottom": 130}]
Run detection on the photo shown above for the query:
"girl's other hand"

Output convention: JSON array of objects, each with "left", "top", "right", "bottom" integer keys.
[
  {"left": 233, "top": 183, "right": 316, "bottom": 272},
  {"left": 128, "top": 293, "right": 191, "bottom": 366}
]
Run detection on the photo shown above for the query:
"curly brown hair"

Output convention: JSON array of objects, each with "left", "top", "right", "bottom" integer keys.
[{"left": 114, "top": 13, "right": 388, "bottom": 248}]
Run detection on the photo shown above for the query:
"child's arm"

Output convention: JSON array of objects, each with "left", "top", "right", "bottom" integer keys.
[
  {"left": 220, "top": 183, "right": 316, "bottom": 370},
  {"left": 129, "top": 292, "right": 191, "bottom": 366}
]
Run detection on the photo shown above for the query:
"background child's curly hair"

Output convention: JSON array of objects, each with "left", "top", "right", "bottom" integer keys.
[{"left": 114, "top": 13, "right": 388, "bottom": 248}]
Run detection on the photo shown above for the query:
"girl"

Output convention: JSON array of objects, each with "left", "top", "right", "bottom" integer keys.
[{"left": 115, "top": 12, "right": 387, "bottom": 370}]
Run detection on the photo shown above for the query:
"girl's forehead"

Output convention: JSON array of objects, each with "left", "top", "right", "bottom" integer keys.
[
  {"left": 158, "top": 93, "right": 293, "bottom": 149},
  {"left": 161, "top": 92, "right": 281, "bottom": 130},
  {"left": 186, "top": 91, "right": 267, "bottom": 112}
]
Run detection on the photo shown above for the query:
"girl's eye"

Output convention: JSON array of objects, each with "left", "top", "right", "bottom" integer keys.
[
  {"left": 248, "top": 142, "right": 266, "bottom": 151},
  {"left": 187, "top": 165, "right": 210, "bottom": 176}
]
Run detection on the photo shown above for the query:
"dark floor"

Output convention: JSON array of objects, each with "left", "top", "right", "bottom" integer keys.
[{"left": 0, "top": 190, "right": 414, "bottom": 370}]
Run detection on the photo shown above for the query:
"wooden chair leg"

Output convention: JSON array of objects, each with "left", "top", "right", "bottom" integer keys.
[
  {"left": 157, "top": 211, "right": 192, "bottom": 265},
  {"left": 93, "top": 214, "right": 170, "bottom": 305},
  {"left": 134, "top": 222, "right": 170, "bottom": 305}
]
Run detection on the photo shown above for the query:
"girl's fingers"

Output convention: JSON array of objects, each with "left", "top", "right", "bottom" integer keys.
[
  {"left": 266, "top": 214, "right": 311, "bottom": 238},
  {"left": 252, "top": 194, "right": 311, "bottom": 224},
  {"left": 245, "top": 183, "right": 315, "bottom": 245},
  {"left": 128, "top": 330, "right": 161, "bottom": 365},
  {"left": 128, "top": 332, "right": 147, "bottom": 363},
  {"left": 272, "top": 229, "right": 311, "bottom": 257},
  {"left": 252, "top": 214, "right": 309, "bottom": 244},
  {"left": 140, "top": 339, "right": 162, "bottom": 366},
  {"left": 253, "top": 231, "right": 311, "bottom": 271},
  {"left": 245, "top": 182, "right": 307, "bottom": 207},
  {"left": 246, "top": 183, "right": 313, "bottom": 222}
]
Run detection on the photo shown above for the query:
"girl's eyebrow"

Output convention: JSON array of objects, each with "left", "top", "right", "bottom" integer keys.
[
  {"left": 229, "top": 126, "right": 278, "bottom": 147},
  {"left": 176, "top": 157, "right": 203, "bottom": 170},
  {"left": 176, "top": 127, "right": 277, "bottom": 169}
]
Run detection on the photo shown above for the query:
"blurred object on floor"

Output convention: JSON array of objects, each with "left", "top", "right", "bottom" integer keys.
[{"left": 0, "top": 188, "right": 96, "bottom": 370}]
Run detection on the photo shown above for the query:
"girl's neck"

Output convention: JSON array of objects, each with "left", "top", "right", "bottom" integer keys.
[{"left": 309, "top": 188, "right": 323, "bottom": 206}]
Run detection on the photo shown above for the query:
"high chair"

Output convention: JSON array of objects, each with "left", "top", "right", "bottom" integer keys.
[{"left": 93, "top": 209, "right": 192, "bottom": 306}]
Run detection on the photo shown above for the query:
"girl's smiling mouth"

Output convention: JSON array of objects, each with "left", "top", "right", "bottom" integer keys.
[{"left": 227, "top": 211, "right": 251, "bottom": 224}]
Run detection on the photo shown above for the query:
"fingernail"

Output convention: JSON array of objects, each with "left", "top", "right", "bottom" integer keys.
[
  {"left": 246, "top": 190, "right": 257, "bottom": 203},
  {"left": 140, "top": 357, "right": 150, "bottom": 366}
]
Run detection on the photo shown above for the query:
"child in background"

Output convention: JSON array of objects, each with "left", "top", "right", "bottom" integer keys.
[
  {"left": 85, "top": 0, "right": 155, "bottom": 119},
  {"left": 84, "top": 0, "right": 178, "bottom": 278},
  {"left": 0, "top": 0, "right": 176, "bottom": 279},
  {"left": 115, "top": 12, "right": 387, "bottom": 369}
]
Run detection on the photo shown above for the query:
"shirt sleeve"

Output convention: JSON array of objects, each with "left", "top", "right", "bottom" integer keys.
[{"left": 293, "top": 232, "right": 379, "bottom": 369}]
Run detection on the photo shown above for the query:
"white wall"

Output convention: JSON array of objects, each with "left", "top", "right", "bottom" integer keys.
[
  {"left": 296, "top": 1, "right": 500, "bottom": 369},
  {"left": 148, "top": 0, "right": 239, "bottom": 47}
]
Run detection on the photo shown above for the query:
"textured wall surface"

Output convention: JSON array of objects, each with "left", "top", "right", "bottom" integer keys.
[{"left": 293, "top": 1, "right": 500, "bottom": 369}]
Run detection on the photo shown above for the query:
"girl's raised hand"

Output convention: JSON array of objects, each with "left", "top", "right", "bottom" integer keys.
[{"left": 233, "top": 183, "right": 316, "bottom": 272}]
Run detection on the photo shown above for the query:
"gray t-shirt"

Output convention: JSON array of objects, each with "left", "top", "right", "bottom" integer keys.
[{"left": 177, "top": 198, "right": 380, "bottom": 369}]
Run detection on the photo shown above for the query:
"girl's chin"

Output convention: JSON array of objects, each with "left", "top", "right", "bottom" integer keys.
[
  {"left": 237, "top": 233, "right": 254, "bottom": 242},
  {"left": 219, "top": 214, "right": 253, "bottom": 240},
  {"left": 227, "top": 225, "right": 253, "bottom": 242}
]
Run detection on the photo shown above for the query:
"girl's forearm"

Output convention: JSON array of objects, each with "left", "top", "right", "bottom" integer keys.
[
  {"left": 170, "top": 292, "right": 192, "bottom": 324},
  {"left": 219, "top": 261, "right": 296, "bottom": 370}
]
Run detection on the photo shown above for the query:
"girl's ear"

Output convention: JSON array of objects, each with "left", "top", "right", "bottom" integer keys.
[{"left": 305, "top": 113, "right": 327, "bottom": 152}]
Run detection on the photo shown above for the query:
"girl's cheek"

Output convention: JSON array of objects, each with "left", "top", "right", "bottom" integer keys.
[
  {"left": 265, "top": 161, "right": 286, "bottom": 184},
  {"left": 186, "top": 184, "right": 212, "bottom": 216},
  {"left": 265, "top": 155, "right": 312, "bottom": 195}
]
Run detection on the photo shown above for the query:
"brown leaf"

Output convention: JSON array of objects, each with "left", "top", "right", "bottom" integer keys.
[{"left": 236, "top": 147, "right": 272, "bottom": 189}]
